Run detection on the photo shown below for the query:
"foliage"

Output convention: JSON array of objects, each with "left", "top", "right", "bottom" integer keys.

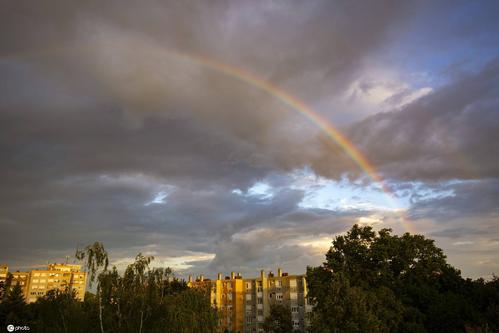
[
  {"left": 307, "top": 224, "right": 499, "bottom": 333},
  {"left": 263, "top": 303, "right": 294, "bottom": 333},
  {"left": 75, "top": 242, "right": 109, "bottom": 286},
  {"left": 30, "top": 288, "right": 94, "bottom": 333},
  {"left": 1, "top": 243, "right": 219, "bottom": 333},
  {"left": 0, "top": 282, "right": 30, "bottom": 328}
]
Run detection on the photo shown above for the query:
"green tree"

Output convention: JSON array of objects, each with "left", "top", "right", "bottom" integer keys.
[
  {"left": 30, "top": 288, "right": 97, "bottom": 333},
  {"left": 0, "top": 282, "right": 30, "bottom": 328},
  {"left": 75, "top": 242, "right": 219, "bottom": 333},
  {"left": 306, "top": 267, "right": 401, "bottom": 333},
  {"left": 75, "top": 241, "right": 109, "bottom": 333},
  {"left": 263, "top": 303, "right": 294, "bottom": 333},
  {"left": 307, "top": 224, "right": 488, "bottom": 332}
]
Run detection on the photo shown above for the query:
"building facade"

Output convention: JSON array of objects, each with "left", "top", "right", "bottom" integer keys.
[
  {"left": 0, "top": 265, "right": 9, "bottom": 298},
  {"left": 0, "top": 263, "right": 87, "bottom": 303},
  {"left": 188, "top": 268, "right": 312, "bottom": 333}
]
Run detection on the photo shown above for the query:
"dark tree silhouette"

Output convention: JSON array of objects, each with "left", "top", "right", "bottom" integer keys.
[{"left": 307, "top": 224, "right": 499, "bottom": 333}]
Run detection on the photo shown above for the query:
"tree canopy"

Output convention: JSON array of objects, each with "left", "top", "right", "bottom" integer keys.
[
  {"left": 263, "top": 303, "right": 294, "bottom": 333},
  {"left": 307, "top": 224, "right": 499, "bottom": 333}
]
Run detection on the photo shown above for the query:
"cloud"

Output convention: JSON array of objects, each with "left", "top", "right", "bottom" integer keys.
[
  {"left": 0, "top": 0, "right": 498, "bottom": 280},
  {"left": 406, "top": 179, "right": 499, "bottom": 278},
  {"left": 410, "top": 179, "right": 499, "bottom": 223},
  {"left": 345, "top": 60, "right": 499, "bottom": 181}
]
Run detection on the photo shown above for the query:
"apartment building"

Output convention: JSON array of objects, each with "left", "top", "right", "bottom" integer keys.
[
  {"left": 6, "top": 270, "right": 30, "bottom": 300},
  {"left": 0, "top": 264, "right": 87, "bottom": 303},
  {"left": 188, "top": 268, "right": 312, "bottom": 333},
  {"left": 0, "top": 265, "right": 8, "bottom": 298}
]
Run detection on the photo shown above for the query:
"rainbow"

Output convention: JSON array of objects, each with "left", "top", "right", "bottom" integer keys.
[
  {"left": 176, "top": 53, "right": 414, "bottom": 233},
  {"left": 2, "top": 44, "right": 414, "bottom": 233}
]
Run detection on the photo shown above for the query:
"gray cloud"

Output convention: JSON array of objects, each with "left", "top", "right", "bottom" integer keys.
[
  {"left": 346, "top": 60, "right": 499, "bottom": 181},
  {"left": 1, "top": 0, "right": 498, "bottom": 279},
  {"left": 407, "top": 179, "right": 499, "bottom": 278},
  {"left": 410, "top": 179, "right": 499, "bottom": 222}
]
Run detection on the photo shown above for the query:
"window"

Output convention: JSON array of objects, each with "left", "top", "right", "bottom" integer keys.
[
  {"left": 291, "top": 306, "right": 299, "bottom": 313},
  {"left": 246, "top": 294, "right": 252, "bottom": 300},
  {"left": 289, "top": 279, "right": 297, "bottom": 287},
  {"left": 276, "top": 294, "right": 283, "bottom": 300},
  {"left": 257, "top": 298, "right": 263, "bottom": 304}
]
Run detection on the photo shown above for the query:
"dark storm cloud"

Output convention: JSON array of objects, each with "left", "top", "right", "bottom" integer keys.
[
  {"left": 409, "top": 179, "right": 499, "bottom": 224},
  {"left": 406, "top": 179, "right": 499, "bottom": 278},
  {"left": 0, "top": 0, "right": 421, "bottom": 182},
  {"left": 1, "top": 0, "right": 498, "bottom": 277},
  {"left": 346, "top": 60, "right": 499, "bottom": 181}
]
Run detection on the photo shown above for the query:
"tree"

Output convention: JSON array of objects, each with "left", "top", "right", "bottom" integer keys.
[
  {"left": 74, "top": 242, "right": 219, "bottom": 333},
  {"left": 30, "top": 287, "right": 96, "bottom": 333},
  {"left": 263, "top": 303, "right": 294, "bottom": 333},
  {"left": 307, "top": 224, "right": 495, "bottom": 332},
  {"left": 75, "top": 241, "right": 109, "bottom": 333},
  {"left": 306, "top": 267, "right": 401, "bottom": 333},
  {"left": 0, "top": 282, "right": 30, "bottom": 328}
]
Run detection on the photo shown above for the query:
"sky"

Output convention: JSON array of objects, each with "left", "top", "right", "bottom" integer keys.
[{"left": 1, "top": 0, "right": 498, "bottom": 280}]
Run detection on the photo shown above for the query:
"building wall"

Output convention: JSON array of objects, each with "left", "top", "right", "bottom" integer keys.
[
  {"left": 188, "top": 272, "right": 245, "bottom": 333},
  {"left": 2, "top": 264, "right": 87, "bottom": 303},
  {"left": 189, "top": 269, "right": 311, "bottom": 333},
  {"left": 0, "top": 265, "right": 8, "bottom": 298},
  {"left": 10, "top": 271, "right": 30, "bottom": 300}
]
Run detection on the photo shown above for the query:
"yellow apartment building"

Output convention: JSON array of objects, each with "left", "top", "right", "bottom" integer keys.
[
  {"left": 0, "top": 265, "right": 8, "bottom": 298},
  {"left": 7, "top": 270, "right": 30, "bottom": 299},
  {"left": 188, "top": 268, "right": 312, "bottom": 333},
  {"left": 1, "top": 263, "right": 87, "bottom": 303}
]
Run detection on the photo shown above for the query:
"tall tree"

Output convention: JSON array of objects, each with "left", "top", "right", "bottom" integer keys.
[
  {"left": 75, "top": 241, "right": 109, "bottom": 333},
  {"left": 75, "top": 242, "right": 219, "bottom": 333},
  {"left": 263, "top": 303, "right": 294, "bottom": 333},
  {"left": 307, "top": 224, "right": 495, "bottom": 332},
  {"left": 0, "top": 283, "right": 30, "bottom": 328}
]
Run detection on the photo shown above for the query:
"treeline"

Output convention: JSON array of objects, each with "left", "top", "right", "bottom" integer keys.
[
  {"left": 0, "top": 242, "right": 219, "bottom": 333},
  {"left": 1, "top": 227, "right": 498, "bottom": 333},
  {"left": 307, "top": 225, "right": 499, "bottom": 333}
]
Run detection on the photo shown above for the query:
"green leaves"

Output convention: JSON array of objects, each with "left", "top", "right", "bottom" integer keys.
[
  {"left": 263, "top": 303, "right": 294, "bottom": 333},
  {"left": 307, "top": 224, "right": 499, "bottom": 333},
  {"left": 74, "top": 243, "right": 219, "bottom": 333},
  {"left": 75, "top": 242, "right": 109, "bottom": 286}
]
